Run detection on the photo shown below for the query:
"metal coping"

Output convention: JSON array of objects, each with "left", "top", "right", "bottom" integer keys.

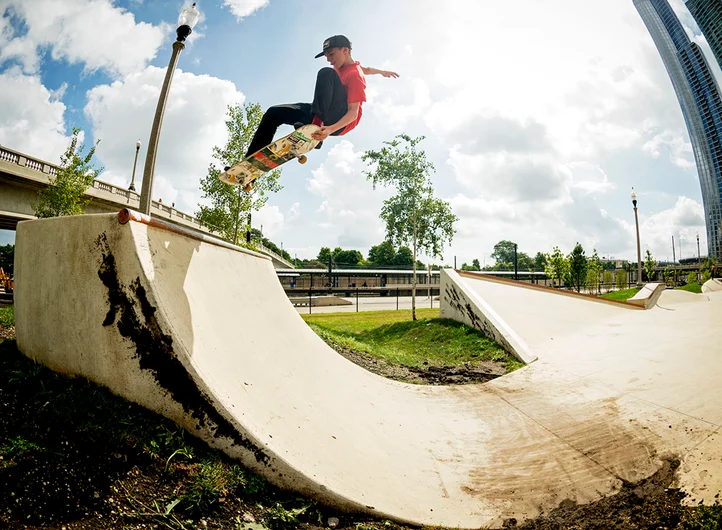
[{"left": 117, "top": 208, "right": 270, "bottom": 261}]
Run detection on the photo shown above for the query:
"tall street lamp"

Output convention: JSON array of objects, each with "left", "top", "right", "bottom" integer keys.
[
  {"left": 697, "top": 231, "right": 701, "bottom": 278},
  {"left": 632, "top": 188, "right": 643, "bottom": 287},
  {"left": 129, "top": 139, "right": 141, "bottom": 192},
  {"left": 139, "top": 2, "right": 200, "bottom": 215}
]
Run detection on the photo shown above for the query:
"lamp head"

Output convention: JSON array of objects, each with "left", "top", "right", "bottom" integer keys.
[{"left": 177, "top": 3, "right": 200, "bottom": 41}]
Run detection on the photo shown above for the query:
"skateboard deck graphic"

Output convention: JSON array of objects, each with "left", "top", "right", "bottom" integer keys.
[{"left": 219, "top": 124, "right": 320, "bottom": 191}]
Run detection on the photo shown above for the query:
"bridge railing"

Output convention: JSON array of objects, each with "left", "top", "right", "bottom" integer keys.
[{"left": 0, "top": 144, "right": 296, "bottom": 269}]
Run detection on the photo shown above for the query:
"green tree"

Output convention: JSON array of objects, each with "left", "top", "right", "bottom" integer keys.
[
  {"left": 603, "top": 270, "right": 614, "bottom": 293},
  {"left": 472, "top": 258, "right": 481, "bottom": 271},
  {"left": 491, "top": 240, "right": 517, "bottom": 266},
  {"left": 533, "top": 252, "right": 547, "bottom": 272},
  {"left": 664, "top": 267, "right": 673, "bottom": 285},
  {"left": 34, "top": 128, "right": 103, "bottom": 218},
  {"left": 568, "top": 243, "right": 588, "bottom": 293},
  {"left": 643, "top": 249, "right": 657, "bottom": 282},
  {"left": 516, "top": 252, "right": 533, "bottom": 271},
  {"left": 394, "top": 246, "right": 414, "bottom": 267},
  {"left": 586, "top": 249, "right": 603, "bottom": 294},
  {"left": 317, "top": 247, "right": 332, "bottom": 264},
  {"left": 363, "top": 135, "right": 457, "bottom": 320},
  {"left": 196, "top": 103, "right": 282, "bottom": 245},
  {"left": 368, "top": 241, "right": 396, "bottom": 267},
  {"left": 334, "top": 249, "right": 363, "bottom": 267},
  {"left": 0, "top": 244, "right": 14, "bottom": 274},
  {"left": 545, "top": 246, "right": 569, "bottom": 287},
  {"left": 615, "top": 268, "right": 628, "bottom": 289}
]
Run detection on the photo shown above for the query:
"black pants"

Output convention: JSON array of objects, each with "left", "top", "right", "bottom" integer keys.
[{"left": 245, "top": 67, "right": 348, "bottom": 156}]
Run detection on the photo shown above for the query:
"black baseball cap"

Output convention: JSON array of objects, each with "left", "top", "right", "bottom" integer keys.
[{"left": 314, "top": 35, "right": 352, "bottom": 58}]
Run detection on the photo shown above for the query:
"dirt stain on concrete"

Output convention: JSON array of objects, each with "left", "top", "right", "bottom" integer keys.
[{"left": 95, "top": 233, "right": 271, "bottom": 466}]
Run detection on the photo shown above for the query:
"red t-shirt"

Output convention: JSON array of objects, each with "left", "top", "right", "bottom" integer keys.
[{"left": 334, "top": 61, "right": 366, "bottom": 135}]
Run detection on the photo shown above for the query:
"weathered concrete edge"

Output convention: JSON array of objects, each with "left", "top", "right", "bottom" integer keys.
[
  {"left": 627, "top": 283, "right": 666, "bottom": 308},
  {"left": 455, "top": 270, "right": 646, "bottom": 310},
  {"left": 14, "top": 214, "right": 415, "bottom": 526},
  {"left": 702, "top": 278, "right": 722, "bottom": 293},
  {"left": 440, "top": 269, "right": 538, "bottom": 365}
]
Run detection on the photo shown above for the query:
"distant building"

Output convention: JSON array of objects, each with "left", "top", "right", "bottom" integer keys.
[
  {"left": 634, "top": 0, "right": 722, "bottom": 258},
  {"left": 686, "top": 0, "right": 722, "bottom": 68}
]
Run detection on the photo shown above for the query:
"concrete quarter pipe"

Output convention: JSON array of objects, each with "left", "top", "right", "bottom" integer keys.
[{"left": 14, "top": 213, "right": 722, "bottom": 528}]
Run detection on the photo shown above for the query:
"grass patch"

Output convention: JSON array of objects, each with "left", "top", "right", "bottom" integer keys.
[
  {"left": 679, "top": 503, "right": 722, "bottom": 529},
  {"left": 600, "top": 287, "right": 642, "bottom": 302},
  {"left": 676, "top": 282, "right": 703, "bottom": 294},
  {"left": 303, "top": 309, "right": 523, "bottom": 372},
  {"left": 0, "top": 305, "right": 13, "bottom": 327}
]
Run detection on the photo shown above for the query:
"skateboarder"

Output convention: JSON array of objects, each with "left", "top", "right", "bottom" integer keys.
[{"left": 244, "top": 35, "right": 399, "bottom": 157}]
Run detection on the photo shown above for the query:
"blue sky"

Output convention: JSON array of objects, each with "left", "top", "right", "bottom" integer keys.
[{"left": 0, "top": 0, "right": 719, "bottom": 265}]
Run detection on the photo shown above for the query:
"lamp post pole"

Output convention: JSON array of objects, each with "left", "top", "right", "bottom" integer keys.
[
  {"left": 632, "top": 189, "right": 643, "bottom": 287},
  {"left": 697, "top": 232, "right": 701, "bottom": 279},
  {"left": 139, "top": 3, "right": 200, "bottom": 215},
  {"left": 129, "top": 140, "right": 141, "bottom": 192}
]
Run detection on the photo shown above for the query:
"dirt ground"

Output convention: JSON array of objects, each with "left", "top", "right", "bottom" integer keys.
[
  {"left": 1, "top": 321, "right": 720, "bottom": 530},
  {"left": 334, "top": 345, "right": 506, "bottom": 385}
]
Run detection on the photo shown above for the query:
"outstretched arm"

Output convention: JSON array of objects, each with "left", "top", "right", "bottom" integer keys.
[{"left": 361, "top": 66, "right": 399, "bottom": 78}]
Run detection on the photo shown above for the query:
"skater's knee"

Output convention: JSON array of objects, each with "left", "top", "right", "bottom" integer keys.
[
  {"left": 264, "top": 105, "right": 284, "bottom": 120},
  {"left": 317, "top": 67, "right": 336, "bottom": 79}
]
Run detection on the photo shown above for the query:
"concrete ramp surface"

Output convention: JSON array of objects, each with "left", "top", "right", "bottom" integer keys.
[{"left": 14, "top": 214, "right": 722, "bottom": 529}]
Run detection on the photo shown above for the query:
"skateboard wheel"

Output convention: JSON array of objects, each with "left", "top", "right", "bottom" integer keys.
[
  {"left": 243, "top": 183, "right": 253, "bottom": 193},
  {"left": 298, "top": 155, "right": 307, "bottom": 165}
]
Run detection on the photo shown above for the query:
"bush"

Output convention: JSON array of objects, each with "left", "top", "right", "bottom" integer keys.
[
  {"left": 603, "top": 271, "right": 614, "bottom": 293},
  {"left": 703, "top": 269, "right": 712, "bottom": 282},
  {"left": 615, "top": 269, "right": 628, "bottom": 288},
  {"left": 687, "top": 272, "right": 698, "bottom": 285}
]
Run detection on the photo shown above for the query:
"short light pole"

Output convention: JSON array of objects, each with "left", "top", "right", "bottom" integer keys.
[
  {"left": 697, "top": 232, "right": 701, "bottom": 278},
  {"left": 129, "top": 140, "right": 141, "bottom": 192},
  {"left": 632, "top": 188, "right": 643, "bottom": 287},
  {"left": 139, "top": 3, "right": 200, "bottom": 215}
]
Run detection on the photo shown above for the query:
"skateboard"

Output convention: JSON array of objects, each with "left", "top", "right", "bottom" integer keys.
[{"left": 218, "top": 124, "right": 320, "bottom": 192}]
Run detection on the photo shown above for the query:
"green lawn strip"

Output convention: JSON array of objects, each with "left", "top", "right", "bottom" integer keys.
[
  {"left": 600, "top": 287, "right": 642, "bottom": 302},
  {"left": 0, "top": 305, "right": 13, "bottom": 327},
  {"left": 676, "top": 282, "right": 702, "bottom": 294},
  {"left": 303, "top": 309, "right": 522, "bottom": 372}
]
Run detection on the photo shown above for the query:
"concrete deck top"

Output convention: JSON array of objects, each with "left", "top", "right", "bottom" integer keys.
[{"left": 14, "top": 213, "right": 722, "bottom": 528}]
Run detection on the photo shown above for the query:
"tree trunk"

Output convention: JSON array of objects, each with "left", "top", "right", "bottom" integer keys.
[
  {"left": 232, "top": 186, "right": 242, "bottom": 245},
  {"left": 412, "top": 221, "right": 417, "bottom": 321}
]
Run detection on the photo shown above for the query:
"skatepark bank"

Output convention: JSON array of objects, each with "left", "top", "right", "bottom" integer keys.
[{"left": 6, "top": 212, "right": 722, "bottom": 528}]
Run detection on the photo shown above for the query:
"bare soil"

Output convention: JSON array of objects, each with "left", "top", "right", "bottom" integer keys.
[
  {"left": 1, "top": 322, "right": 719, "bottom": 530},
  {"left": 332, "top": 345, "right": 506, "bottom": 385}
]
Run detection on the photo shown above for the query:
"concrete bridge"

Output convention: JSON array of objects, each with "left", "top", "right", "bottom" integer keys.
[{"left": 0, "top": 144, "right": 294, "bottom": 269}]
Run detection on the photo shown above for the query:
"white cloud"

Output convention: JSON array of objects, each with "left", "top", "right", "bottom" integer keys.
[
  {"left": 448, "top": 149, "right": 571, "bottom": 204},
  {"left": 253, "top": 204, "right": 284, "bottom": 238},
  {"left": 0, "top": 67, "right": 74, "bottom": 162},
  {"left": 636, "top": 196, "right": 708, "bottom": 259},
  {"left": 0, "top": 0, "right": 166, "bottom": 77},
  {"left": 566, "top": 162, "right": 616, "bottom": 195},
  {"left": 368, "top": 77, "right": 431, "bottom": 129},
  {"left": 221, "top": 0, "right": 269, "bottom": 20},
  {"left": 84, "top": 66, "right": 244, "bottom": 212},
  {"left": 306, "top": 140, "right": 391, "bottom": 248}
]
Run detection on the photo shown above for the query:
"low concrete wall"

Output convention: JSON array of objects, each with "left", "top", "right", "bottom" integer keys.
[
  {"left": 289, "top": 295, "right": 352, "bottom": 307},
  {"left": 702, "top": 278, "right": 722, "bottom": 293},
  {"left": 439, "top": 269, "right": 537, "bottom": 364}
]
